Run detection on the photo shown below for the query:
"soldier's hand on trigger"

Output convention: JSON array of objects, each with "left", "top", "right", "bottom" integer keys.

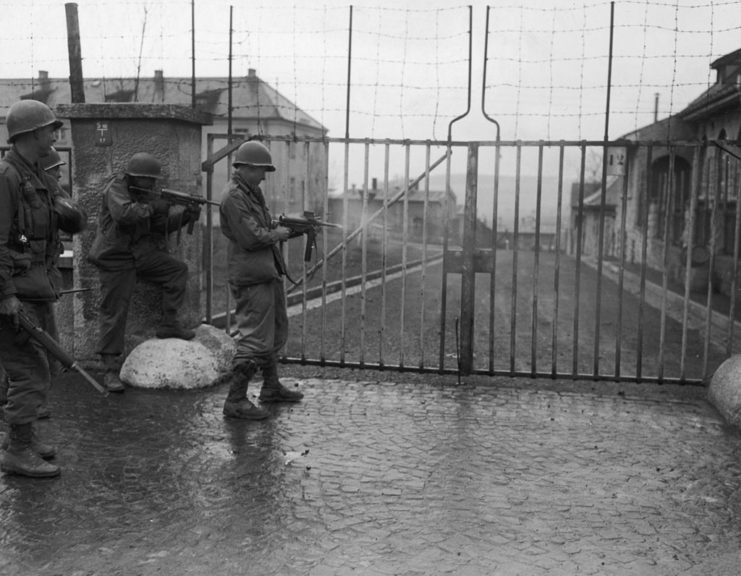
[
  {"left": 185, "top": 203, "right": 202, "bottom": 221},
  {"left": 0, "top": 295, "right": 21, "bottom": 331},
  {"left": 275, "top": 226, "right": 291, "bottom": 242}
]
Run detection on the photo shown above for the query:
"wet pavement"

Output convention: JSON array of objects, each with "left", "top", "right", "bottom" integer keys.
[{"left": 1, "top": 368, "right": 741, "bottom": 576}]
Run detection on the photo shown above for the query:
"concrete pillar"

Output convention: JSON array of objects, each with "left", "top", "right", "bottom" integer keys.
[{"left": 55, "top": 103, "right": 212, "bottom": 364}]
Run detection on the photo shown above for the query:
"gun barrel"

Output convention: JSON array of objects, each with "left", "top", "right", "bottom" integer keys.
[
  {"left": 17, "top": 310, "right": 108, "bottom": 397},
  {"left": 161, "top": 188, "right": 220, "bottom": 208}
]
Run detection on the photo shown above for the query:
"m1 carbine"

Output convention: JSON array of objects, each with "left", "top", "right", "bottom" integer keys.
[
  {"left": 275, "top": 211, "right": 342, "bottom": 262},
  {"left": 17, "top": 309, "right": 108, "bottom": 396}
]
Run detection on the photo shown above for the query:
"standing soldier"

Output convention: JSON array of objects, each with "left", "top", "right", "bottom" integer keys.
[
  {"left": 0, "top": 100, "right": 86, "bottom": 478},
  {"left": 87, "top": 152, "right": 200, "bottom": 393},
  {"left": 219, "top": 140, "right": 303, "bottom": 420}
]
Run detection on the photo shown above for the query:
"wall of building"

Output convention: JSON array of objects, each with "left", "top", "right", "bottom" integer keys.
[{"left": 56, "top": 103, "right": 210, "bottom": 363}]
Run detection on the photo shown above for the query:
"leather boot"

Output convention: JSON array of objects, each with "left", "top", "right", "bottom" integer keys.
[
  {"left": 259, "top": 361, "right": 304, "bottom": 403},
  {"left": 222, "top": 361, "right": 269, "bottom": 420},
  {"left": 101, "top": 355, "right": 125, "bottom": 393},
  {"left": 1, "top": 425, "right": 56, "bottom": 460},
  {"left": 0, "top": 423, "right": 60, "bottom": 478},
  {"left": 156, "top": 316, "right": 195, "bottom": 340}
]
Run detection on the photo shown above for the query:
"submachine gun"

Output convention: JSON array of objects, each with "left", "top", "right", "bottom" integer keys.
[
  {"left": 275, "top": 211, "right": 342, "bottom": 262},
  {"left": 17, "top": 309, "right": 108, "bottom": 396},
  {"left": 130, "top": 186, "right": 220, "bottom": 242}
]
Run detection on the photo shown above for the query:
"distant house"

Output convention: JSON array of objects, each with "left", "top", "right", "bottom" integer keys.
[
  {"left": 573, "top": 47, "right": 741, "bottom": 296},
  {"left": 327, "top": 178, "right": 459, "bottom": 245},
  {"left": 0, "top": 68, "right": 328, "bottom": 212}
]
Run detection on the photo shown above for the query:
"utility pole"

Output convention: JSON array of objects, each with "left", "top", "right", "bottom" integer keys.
[{"left": 65, "top": 3, "right": 85, "bottom": 103}]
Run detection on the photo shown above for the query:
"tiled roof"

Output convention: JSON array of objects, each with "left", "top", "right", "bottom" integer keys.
[{"left": 0, "top": 69, "right": 326, "bottom": 133}]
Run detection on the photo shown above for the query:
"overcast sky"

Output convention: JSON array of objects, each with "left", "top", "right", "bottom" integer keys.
[
  {"left": 1, "top": 0, "right": 739, "bottom": 215},
  {"left": 2, "top": 0, "right": 739, "bottom": 143}
]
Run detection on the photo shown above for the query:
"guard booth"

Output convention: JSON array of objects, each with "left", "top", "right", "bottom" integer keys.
[{"left": 54, "top": 103, "right": 211, "bottom": 364}]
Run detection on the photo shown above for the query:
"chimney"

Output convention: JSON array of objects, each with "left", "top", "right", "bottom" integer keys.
[
  {"left": 154, "top": 70, "right": 165, "bottom": 103},
  {"left": 38, "top": 70, "right": 50, "bottom": 89},
  {"left": 247, "top": 68, "right": 257, "bottom": 80}
]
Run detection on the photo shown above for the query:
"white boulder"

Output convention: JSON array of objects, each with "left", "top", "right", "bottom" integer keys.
[
  {"left": 708, "top": 354, "right": 741, "bottom": 428},
  {"left": 120, "top": 323, "right": 236, "bottom": 390}
]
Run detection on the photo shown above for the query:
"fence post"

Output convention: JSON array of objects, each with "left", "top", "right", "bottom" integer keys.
[{"left": 460, "top": 143, "right": 478, "bottom": 374}]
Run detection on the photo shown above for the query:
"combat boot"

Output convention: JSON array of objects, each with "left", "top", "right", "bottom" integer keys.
[
  {"left": 0, "top": 423, "right": 60, "bottom": 478},
  {"left": 222, "top": 361, "right": 269, "bottom": 420},
  {"left": 259, "top": 361, "right": 303, "bottom": 403},
  {"left": 1, "top": 424, "right": 56, "bottom": 459},
  {"left": 156, "top": 319, "right": 195, "bottom": 340},
  {"left": 101, "top": 354, "right": 125, "bottom": 393}
]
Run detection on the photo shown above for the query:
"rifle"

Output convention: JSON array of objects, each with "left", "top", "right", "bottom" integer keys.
[
  {"left": 275, "top": 211, "right": 342, "bottom": 262},
  {"left": 17, "top": 309, "right": 108, "bottom": 396}
]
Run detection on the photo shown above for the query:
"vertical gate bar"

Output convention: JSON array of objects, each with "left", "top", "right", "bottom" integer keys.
[
  {"left": 320, "top": 139, "right": 330, "bottom": 364},
  {"left": 572, "top": 145, "right": 587, "bottom": 377},
  {"left": 205, "top": 134, "right": 214, "bottom": 324},
  {"left": 728, "top": 154, "right": 741, "bottom": 355},
  {"left": 657, "top": 149, "right": 675, "bottom": 382},
  {"left": 461, "top": 143, "right": 478, "bottom": 374},
  {"left": 379, "top": 142, "right": 390, "bottom": 368},
  {"left": 359, "top": 141, "right": 370, "bottom": 367},
  {"left": 592, "top": 142, "right": 609, "bottom": 378},
  {"left": 551, "top": 144, "right": 565, "bottom": 376},
  {"left": 636, "top": 145, "right": 653, "bottom": 381},
  {"left": 703, "top": 148, "right": 722, "bottom": 379},
  {"left": 419, "top": 143, "right": 432, "bottom": 369},
  {"left": 614, "top": 156, "right": 630, "bottom": 379},
  {"left": 531, "top": 144, "right": 544, "bottom": 375},
  {"left": 489, "top": 141, "right": 501, "bottom": 375},
  {"left": 509, "top": 143, "right": 522, "bottom": 374},
  {"left": 681, "top": 145, "right": 702, "bottom": 379},
  {"left": 592, "top": 0, "right": 615, "bottom": 378},
  {"left": 400, "top": 143, "right": 411, "bottom": 368},
  {"left": 439, "top": 145, "right": 453, "bottom": 372},
  {"left": 300, "top": 141, "right": 310, "bottom": 362},
  {"left": 340, "top": 140, "right": 350, "bottom": 366}
]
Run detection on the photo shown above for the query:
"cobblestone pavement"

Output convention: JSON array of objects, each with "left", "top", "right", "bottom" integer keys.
[{"left": 1, "top": 369, "right": 741, "bottom": 576}]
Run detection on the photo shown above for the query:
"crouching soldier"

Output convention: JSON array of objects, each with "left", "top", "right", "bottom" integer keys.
[
  {"left": 219, "top": 141, "right": 304, "bottom": 420},
  {"left": 88, "top": 152, "right": 200, "bottom": 393},
  {"left": 0, "top": 100, "right": 87, "bottom": 478}
]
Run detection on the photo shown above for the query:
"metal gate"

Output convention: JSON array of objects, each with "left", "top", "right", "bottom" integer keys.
[{"left": 202, "top": 135, "right": 741, "bottom": 385}]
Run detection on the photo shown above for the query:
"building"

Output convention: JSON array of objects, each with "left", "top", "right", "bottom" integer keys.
[
  {"left": 0, "top": 68, "right": 328, "bottom": 213},
  {"left": 328, "top": 178, "right": 459, "bottom": 245},
  {"left": 573, "top": 47, "right": 741, "bottom": 296}
]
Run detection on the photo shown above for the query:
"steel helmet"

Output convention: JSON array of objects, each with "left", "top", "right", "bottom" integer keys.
[
  {"left": 233, "top": 141, "right": 276, "bottom": 171},
  {"left": 6, "top": 99, "right": 63, "bottom": 143},
  {"left": 42, "top": 147, "right": 66, "bottom": 172},
  {"left": 125, "top": 152, "right": 163, "bottom": 179}
]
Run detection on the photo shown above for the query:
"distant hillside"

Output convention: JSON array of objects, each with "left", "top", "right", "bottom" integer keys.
[{"left": 428, "top": 173, "right": 571, "bottom": 230}]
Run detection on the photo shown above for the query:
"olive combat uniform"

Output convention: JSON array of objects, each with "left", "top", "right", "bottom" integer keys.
[
  {"left": 88, "top": 153, "right": 199, "bottom": 392},
  {"left": 0, "top": 100, "right": 86, "bottom": 478},
  {"left": 219, "top": 141, "right": 303, "bottom": 420}
]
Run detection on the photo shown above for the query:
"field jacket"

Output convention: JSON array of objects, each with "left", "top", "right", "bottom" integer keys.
[
  {"left": 219, "top": 174, "right": 286, "bottom": 286},
  {"left": 0, "top": 148, "right": 64, "bottom": 301},
  {"left": 88, "top": 175, "right": 194, "bottom": 272}
]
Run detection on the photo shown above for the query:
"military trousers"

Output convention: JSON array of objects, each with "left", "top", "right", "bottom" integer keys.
[
  {"left": 0, "top": 301, "right": 55, "bottom": 425},
  {"left": 231, "top": 278, "right": 288, "bottom": 367},
  {"left": 96, "top": 250, "right": 188, "bottom": 356}
]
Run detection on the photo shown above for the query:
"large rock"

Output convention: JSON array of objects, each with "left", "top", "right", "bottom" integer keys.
[
  {"left": 708, "top": 355, "right": 741, "bottom": 428},
  {"left": 120, "top": 324, "right": 236, "bottom": 390}
]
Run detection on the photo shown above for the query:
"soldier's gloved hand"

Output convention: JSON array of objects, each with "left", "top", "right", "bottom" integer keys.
[
  {"left": 275, "top": 226, "right": 292, "bottom": 242},
  {"left": 0, "top": 295, "right": 21, "bottom": 331},
  {"left": 185, "top": 204, "right": 202, "bottom": 222}
]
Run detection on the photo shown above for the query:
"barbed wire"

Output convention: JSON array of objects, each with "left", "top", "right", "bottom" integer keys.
[{"left": 0, "top": 0, "right": 737, "bottom": 142}]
